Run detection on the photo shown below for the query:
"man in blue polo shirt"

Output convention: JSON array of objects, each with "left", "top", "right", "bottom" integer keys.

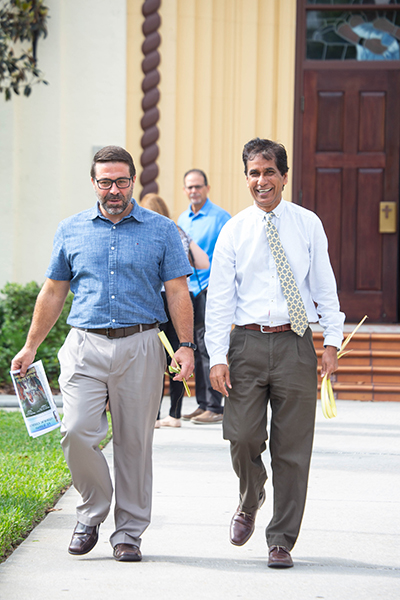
[
  {"left": 11, "top": 146, "right": 195, "bottom": 562},
  {"left": 178, "top": 169, "right": 231, "bottom": 424}
]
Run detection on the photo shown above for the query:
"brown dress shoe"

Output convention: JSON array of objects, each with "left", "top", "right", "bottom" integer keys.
[
  {"left": 113, "top": 543, "right": 142, "bottom": 562},
  {"left": 230, "top": 489, "right": 265, "bottom": 546},
  {"left": 191, "top": 410, "right": 223, "bottom": 424},
  {"left": 268, "top": 545, "right": 293, "bottom": 568},
  {"left": 181, "top": 407, "right": 204, "bottom": 421},
  {"left": 68, "top": 522, "right": 100, "bottom": 555}
]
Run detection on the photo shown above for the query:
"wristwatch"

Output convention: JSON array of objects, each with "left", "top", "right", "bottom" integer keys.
[{"left": 179, "top": 342, "right": 197, "bottom": 351}]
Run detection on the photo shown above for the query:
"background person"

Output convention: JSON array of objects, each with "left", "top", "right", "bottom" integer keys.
[
  {"left": 178, "top": 169, "right": 231, "bottom": 424},
  {"left": 205, "top": 138, "right": 344, "bottom": 568},
  {"left": 11, "top": 146, "right": 195, "bottom": 562},
  {"left": 140, "top": 193, "right": 209, "bottom": 428}
]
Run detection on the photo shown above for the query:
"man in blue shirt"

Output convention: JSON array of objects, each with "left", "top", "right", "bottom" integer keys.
[
  {"left": 11, "top": 146, "right": 195, "bottom": 562},
  {"left": 178, "top": 169, "right": 231, "bottom": 424}
]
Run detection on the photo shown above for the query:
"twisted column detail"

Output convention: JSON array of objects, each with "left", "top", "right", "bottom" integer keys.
[{"left": 140, "top": 0, "right": 161, "bottom": 199}]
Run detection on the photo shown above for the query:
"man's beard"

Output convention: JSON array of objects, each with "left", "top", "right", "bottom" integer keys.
[{"left": 96, "top": 188, "right": 132, "bottom": 216}]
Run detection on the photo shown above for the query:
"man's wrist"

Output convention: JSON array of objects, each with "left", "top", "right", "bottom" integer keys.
[
  {"left": 178, "top": 342, "right": 197, "bottom": 351},
  {"left": 324, "top": 344, "right": 340, "bottom": 352}
]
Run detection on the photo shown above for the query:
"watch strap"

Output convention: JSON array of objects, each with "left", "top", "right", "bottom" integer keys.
[{"left": 179, "top": 342, "right": 197, "bottom": 351}]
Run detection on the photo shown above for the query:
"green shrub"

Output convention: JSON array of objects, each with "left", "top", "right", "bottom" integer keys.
[{"left": 0, "top": 282, "right": 73, "bottom": 390}]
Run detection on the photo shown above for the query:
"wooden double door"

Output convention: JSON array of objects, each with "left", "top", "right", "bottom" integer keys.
[{"left": 298, "top": 67, "right": 400, "bottom": 322}]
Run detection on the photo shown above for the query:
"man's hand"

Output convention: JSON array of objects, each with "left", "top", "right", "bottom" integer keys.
[
  {"left": 11, "top": 347, "right": 37, "bottom": 377},
  {"left": 320, "top": 345, "right": 338, "bottom": 379},
  {"left": 210, "top": 364, "right": 232, "bottom": 397},
  {"left": 171, "top": 347, "right": 195, "bottom": 381}
]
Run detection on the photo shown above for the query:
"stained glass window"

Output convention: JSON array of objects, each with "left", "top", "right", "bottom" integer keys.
[{"left": 306, "top": 2, "right": 400, "bottom": 60}]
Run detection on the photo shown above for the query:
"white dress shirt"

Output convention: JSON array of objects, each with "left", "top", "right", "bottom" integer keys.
[{"left": 205, "top": 200, "right": 345, "bottom": 368}]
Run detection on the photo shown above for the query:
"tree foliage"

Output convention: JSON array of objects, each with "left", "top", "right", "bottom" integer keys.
[{"left": 0, "top": 0, "right": 49, "bottom": 100}]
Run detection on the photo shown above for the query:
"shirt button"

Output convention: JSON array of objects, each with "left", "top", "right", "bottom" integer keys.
[
  {"left": 111, "top": 295, "right": 115, "bottom": 299},
  {"left": 111, "top": 246, "right": 115, "bottom": 250},
  {"left": 112, "top": 319, "right": 115, "bottom": 323},
  {"left": 111, "top": 271, "right": 114, "bottom": 275},
  {"left": 113, "top": 226, "right": 116, "bottom": 229}
]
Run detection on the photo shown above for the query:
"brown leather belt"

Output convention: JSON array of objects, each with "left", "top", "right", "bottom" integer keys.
[
  {"left": 238, "top": 323, "right": 291, "bottom": 334},
  {"left": 77, "top": 323, "right": 158, "bottom": 339}
]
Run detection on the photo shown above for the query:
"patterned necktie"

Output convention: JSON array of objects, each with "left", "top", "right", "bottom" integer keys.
[{"left": 264, "top": 212, "right": 308, "bottom": 337}]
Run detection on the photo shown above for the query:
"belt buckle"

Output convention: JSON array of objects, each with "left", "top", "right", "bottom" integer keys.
[
  {"left": 260, "top": 325, "right": 271, "bottom": 334},
  {"left": 106, "top": 328, "right": 120, "bottom": 339}
]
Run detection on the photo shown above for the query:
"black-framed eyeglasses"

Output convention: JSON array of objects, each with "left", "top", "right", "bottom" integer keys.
[{"left": 95, "top": 177, "right": 133, "bottom": 190}]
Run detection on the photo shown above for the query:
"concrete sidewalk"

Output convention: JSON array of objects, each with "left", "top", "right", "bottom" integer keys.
[{"left": 0, "top": 397, "right": 399, "bottom": 599}]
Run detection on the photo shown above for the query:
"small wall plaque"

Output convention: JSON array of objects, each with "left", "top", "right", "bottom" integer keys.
[{"left": 379, "top": 202, "right": 396, "bottom": 234}]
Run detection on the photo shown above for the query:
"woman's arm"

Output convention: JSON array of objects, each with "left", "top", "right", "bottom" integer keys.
[{"left": 188, "top": 240, "right": 210, "bottom": 270}]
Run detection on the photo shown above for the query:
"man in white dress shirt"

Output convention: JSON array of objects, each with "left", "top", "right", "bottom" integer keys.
[{"left": 205, "top": 138, "right": 344, "bottom": 568}]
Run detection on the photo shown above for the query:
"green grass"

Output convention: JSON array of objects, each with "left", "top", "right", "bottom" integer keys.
[{"left": 0, "top": 409, "right": 112, "bottom": 562}]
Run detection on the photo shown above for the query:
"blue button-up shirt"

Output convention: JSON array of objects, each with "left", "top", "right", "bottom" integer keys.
[
  {"left": 46, "top": 202, "right": 192, "bottom": 328},
  {"left": 178, "top": 198, "right": 231, "bottom": 295}
]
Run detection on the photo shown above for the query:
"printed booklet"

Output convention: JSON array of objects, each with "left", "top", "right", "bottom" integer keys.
[{"left": 10, "top": 360, "right": 61, "bottom": 438}]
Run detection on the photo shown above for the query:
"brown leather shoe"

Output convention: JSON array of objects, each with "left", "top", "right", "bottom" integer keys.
[
  {"left": 68, "top": 522, "right": 100, "bottom": 555},
  {"left": 191, "top": 410, "right": 223, "bottom": 424},
  {"left": 181, "top": 407, "right": 204, "bottom": 421},
  {"left": 229, "top": 489, "right": 265, "bottom": 546},
  {"left": 113, "top": 543, "right": 142, "bottom": 562},
  {"left": 268, "top": 545, "right": 293, "bottom": 568}
]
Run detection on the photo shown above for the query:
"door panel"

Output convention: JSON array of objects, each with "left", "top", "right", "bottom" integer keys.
[
  {"left": 301, "top": 69, "right": 399, "bottom": 322},
  {"left": 315, "top": 168, "right": 342, "bottom": 281},
  {"left": 359, "top": 92, "right": 385, "bottom": 152},
  {"left": 317, "top": 93, "right": 344, "bottom": 152}
]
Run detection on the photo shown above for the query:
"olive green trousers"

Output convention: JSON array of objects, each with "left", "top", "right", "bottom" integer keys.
[{"left": 223, "top": 326, "right": 318, "bottom": 550}]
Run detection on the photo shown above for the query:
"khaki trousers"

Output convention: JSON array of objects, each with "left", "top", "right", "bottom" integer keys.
[
  {"left": 58, "top": 327, "right": 165, "bottom": 548},
  {"left": 223, "top": 326, "right": 317, "bottom": 551}
]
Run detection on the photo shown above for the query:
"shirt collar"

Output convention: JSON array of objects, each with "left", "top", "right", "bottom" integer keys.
[
  {"left": 87, "top": 199, "right": 144, "bottom": 223},
  {"left": 253, "top": 198, "right": 285, "bottom": 221},
  {"left": 188, "top": 197, "right": 211, "bottom": 218}
]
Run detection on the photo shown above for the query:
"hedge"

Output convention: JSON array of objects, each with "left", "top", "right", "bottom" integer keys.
[{"left": 0, "top": 282, "right": 73, "bottom": 390}]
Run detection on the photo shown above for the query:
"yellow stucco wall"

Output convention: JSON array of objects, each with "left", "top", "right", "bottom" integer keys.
[{"left": 127, "top": 0, "right": 297, "bottom": 220}]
